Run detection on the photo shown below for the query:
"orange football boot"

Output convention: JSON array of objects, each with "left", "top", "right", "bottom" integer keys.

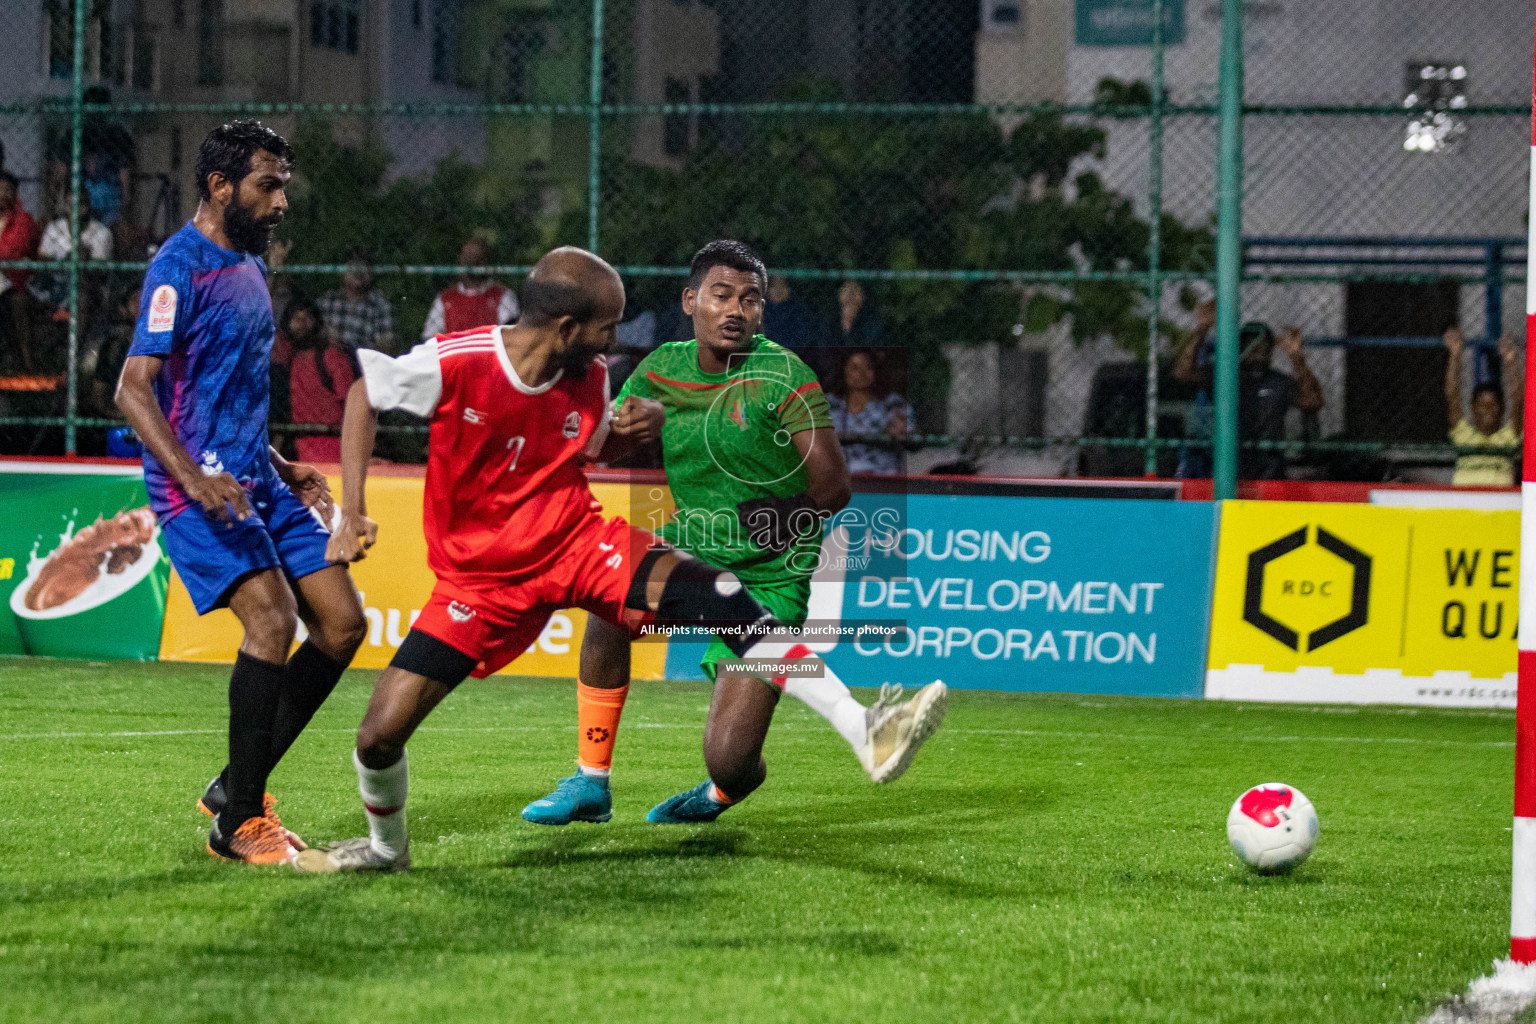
[{"left": 207, "top": 815, "right": 298, "bottom": 866}]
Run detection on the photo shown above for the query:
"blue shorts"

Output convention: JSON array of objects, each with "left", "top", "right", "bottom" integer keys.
[{"left": 160, "top": 476, "right": 334, "bottom": 615}]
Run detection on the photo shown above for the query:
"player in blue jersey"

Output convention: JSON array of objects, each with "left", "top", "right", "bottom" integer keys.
[{"left": 116, "top": 122, "right": 367, "bottom": 865}]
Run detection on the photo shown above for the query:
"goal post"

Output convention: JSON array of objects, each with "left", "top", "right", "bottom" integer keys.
[{"left": 1513, "top": 13, "right": 1536, "bottom": 962}]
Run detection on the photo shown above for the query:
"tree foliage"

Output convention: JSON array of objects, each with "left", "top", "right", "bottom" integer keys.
[
  {"left": 593, "top": 78, "right": 1213, "bottom": 370},
  {"left": 279, "top": 85, "right": 1212, "bottom": 389},
  {"left": 278, "top": 119, "right": 544, "bottom": 332}
]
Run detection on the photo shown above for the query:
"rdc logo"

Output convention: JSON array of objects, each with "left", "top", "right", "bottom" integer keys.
[{"left": 1243, "top": 525, "right": 1371, "bottom": 653}]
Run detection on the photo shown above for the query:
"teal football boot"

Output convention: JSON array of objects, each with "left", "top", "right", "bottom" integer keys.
[
  {"left": 521, "top": 772, "right": 613, "bottom": 825},
  {"left": 645, "top": 780, "right": 730, "bottom": 824}
]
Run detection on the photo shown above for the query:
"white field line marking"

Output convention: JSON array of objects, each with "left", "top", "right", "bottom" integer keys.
[
  {"left": 0, "top": 724, "right": 1513, "bottom": 748},
  {"left": 1420, "top": 960, "right": 1536, "bottom": 1024},
  {"left": 0, "top": 724, "right": 694, "bottom": 741}
]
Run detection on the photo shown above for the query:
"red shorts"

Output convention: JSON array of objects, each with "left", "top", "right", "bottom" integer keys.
[{"left": 413, "top": 515, "right": 659, "bottom": 678}]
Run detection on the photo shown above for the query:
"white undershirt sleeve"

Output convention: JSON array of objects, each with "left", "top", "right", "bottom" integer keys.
[
  {"left": 421, "top": 295, "right": 446, "bottom": 342},
  {"left": 359, "top": 340, "right": 443, "bottom": 417},
  {"left": 581, "top": 359, "right": 614, "bottom": 460}
]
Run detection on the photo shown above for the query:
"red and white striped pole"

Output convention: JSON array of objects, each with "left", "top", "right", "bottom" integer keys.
[{"left": 1513, "top": 15, "right": 1536, "bottom": 963}]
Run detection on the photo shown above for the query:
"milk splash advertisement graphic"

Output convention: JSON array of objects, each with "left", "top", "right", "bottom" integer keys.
[
  {"left": 0, "top": 470, "right": 170, "bottom": 659},
  {"left": 14, "top": 509, "right": 160, "bottom": 618}
]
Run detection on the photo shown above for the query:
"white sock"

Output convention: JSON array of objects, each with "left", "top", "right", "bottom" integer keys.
[
  {"left": 785, "top": 671, "right": 868, "bottom": 751},
  {"left": 744, "top": 639, "right": 868, "bottom": 751},
  {"left": 354, "top": 748, "right": 408, "bottom": 859},
  {"left": 578, "top": 764, "right": 610, "bottom": 779}
]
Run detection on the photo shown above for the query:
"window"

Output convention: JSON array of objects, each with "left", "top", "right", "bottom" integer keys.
[
  {"left": 663, "top": 78, "right": 690, "bottom": 156},
  {"left": 990, "top": 3, "right": 1022, "bottom": 28},
  {"left": 430, "top": 0, "right": 458, "bottom": 84},
  {"left": 45, "top": 0, "right": 72, "bottom": 78},
  {"left": 132, "top": 31, "right": 157, "bottom": 91},
  {"left": 1403, "top": 61, "right": 1467, "bottom": 153},
  {"left": 491, "top": 24, "right": 545, "bottom": 103},
  {"left": 310, "top": 0, "right": 359, "bottom": 54},
  {"left": 196, "top": 0, "right": 223, "bottom": 85}
]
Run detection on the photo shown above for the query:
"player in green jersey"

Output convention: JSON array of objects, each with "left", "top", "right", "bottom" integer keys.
[{"left": 521, "top": 241, "right": 946, "bottom": 827}]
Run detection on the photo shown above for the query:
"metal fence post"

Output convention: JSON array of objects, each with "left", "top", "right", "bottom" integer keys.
[
  {"left": 587, "top": 0, "right": 606, "bottom": 254},
  {"left": 1212, "top": 0, "right": 1245, "bottom": 499},
  {"left": 65, "top": 0, "right": 87, "bottom": 454},
  {"left": 1487, "top": 240, "right": 1506, "bottom": 387},
  {"left": 1142, "top": 0, "right": 1165, "bottom": 477}
]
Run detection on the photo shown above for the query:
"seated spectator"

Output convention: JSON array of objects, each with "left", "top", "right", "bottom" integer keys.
[
  {"left": 422, "top": 237, "right": 518, "bottom": 340},
  {"left": 0, "top": 171, "right": 41, "bottom": 373},
  {"left": 90, "top": 282, "right": 140, "bottom": 416},
  {"left": 46, "top": 87, "right": 135, "bottom": 230},
  {"left": 318, "top": 248, "right": 396, "bottom": 355},
  {"left": 38, "top": 192, "right": 113, "bottom": 262},
  {"left": 35, "top": 191, "right": 113, "bottom": 336},
  {"left": 1172, "top": 307, "right": 1324, "bottom": 480},
  {"left": 828, "top": 349, "right": 914, "bottom": 475},
  {"left": 267, "top": 299, "right": 296, "bottom": 457},
  {"left": 1444, "top": 327, "right": 1522, "bottom": 487},
  {"left": 762, "top": 274, "right": 828, "bottom": 352},
  {"left": 832, "top": 279, "right": 884, "bottom": 348},
  {"left": 265, "top": 238, "right": 294, "bottom": 317},
  {"left": 615, "top": 308, "right": 656, "bottom": 350},
  {"left": 652, "top": 296, "right": 694, "bottom": 345},
  {"left": 280, "top": 300, "right": 354, "bottom": 463}
]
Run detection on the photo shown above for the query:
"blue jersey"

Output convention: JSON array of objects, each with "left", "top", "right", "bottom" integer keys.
[{"left": 128, "top": 221, "right": 276, "bottom": 518}]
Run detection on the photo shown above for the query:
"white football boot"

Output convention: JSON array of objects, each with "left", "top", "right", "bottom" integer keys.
[
  {"left": 294, "top": 836, "right": 411, "bottom": 873},
  {"left": 858, "top": 680, "right": 948, "bottom": 783}
]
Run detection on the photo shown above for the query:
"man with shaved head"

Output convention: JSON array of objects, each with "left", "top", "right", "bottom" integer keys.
[{"left": 305, "top": 247, "right": 848, "bottom": 871}]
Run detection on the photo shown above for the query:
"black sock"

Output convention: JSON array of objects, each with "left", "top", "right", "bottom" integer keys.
[
  {"left": 269, "top": 640, "right": 349, "bottom": 768},
  {"left": 221, "top": 651, "right": 286, "bottom": 832}
]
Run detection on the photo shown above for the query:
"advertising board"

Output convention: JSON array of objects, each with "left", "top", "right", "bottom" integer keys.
[{"left": 1206, "top": 500, "right": 1517, "bottom": 707}]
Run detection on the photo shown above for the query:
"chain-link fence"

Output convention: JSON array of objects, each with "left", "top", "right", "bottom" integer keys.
[{"left": 0, "top": 0, "right": 1528, "bottom": 483}]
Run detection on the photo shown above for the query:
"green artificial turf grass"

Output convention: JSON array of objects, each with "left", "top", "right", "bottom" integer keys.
[{"left": 0, "top": 657, "right": 1516, "bottom": 1023}]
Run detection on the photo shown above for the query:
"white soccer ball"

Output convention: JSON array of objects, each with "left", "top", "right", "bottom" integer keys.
[{"left": 1226, "top": 783, "right": 1318, "bottom": 873}]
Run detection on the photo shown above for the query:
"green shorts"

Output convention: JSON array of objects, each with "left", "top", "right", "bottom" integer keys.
[{"left": 699, "top": 575, "right": 810, "bottom": 683}]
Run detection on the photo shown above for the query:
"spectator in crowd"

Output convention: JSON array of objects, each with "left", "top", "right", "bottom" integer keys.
[
  {"left": 318, "top": 248, "right": 395, "bottom": 354},
  {"left": 35, "top": 191, "right": 113, "bottom": 339},
  {"left": 1444, "top": 327, "right": 1522, "bottom": 487},
  {"left": 47, "top": 87, "right": 136, "bottom": 230},
  {"left": 38, "top": 191, "right": 112, "bottom": 262},
  {"left": 828, "top": 348, "right": 915, "bottom": 475},
  {"left": 265, "top": 238, "right": 294, "bottom": 317},
  {"left": 615, "top": 307, "right": 657, "bottom": 350},
  {"left": 420, "top": 237, "right": 518, "bottom": 340},
  {"left": 832, "top": 279, "right": 885, "bottom": 348},
  {"left": 267, "top": 298, "right": 296, "bottom": 455},
  {"left": 276, "top": 298, "right": 354, "bottom": 463},
  {"left": 0, "top": 171, "right": 41, "bottom": 373},
  {"left": 90, "top": 282, "right": 140, "bottom": 417},
  {"left": 762, "top": 274, "right": 828, "bottom": 352},
  {"left": 652, "top": 296, "right": 694, "bottom": 345},
  {"left": 1172, "top": 305, "right": 1324, "bottom": 480}
]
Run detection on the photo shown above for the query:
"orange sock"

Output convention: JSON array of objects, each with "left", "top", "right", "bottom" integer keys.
[{"left": 576, "top": 680, "right": 628, "bottom": 773}]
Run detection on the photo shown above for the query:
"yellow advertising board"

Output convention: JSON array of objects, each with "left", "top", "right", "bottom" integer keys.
[
  {"left": 159, "top": 476, "right": 673, "bottom": 680},
  {"left": 1206, "top": 500, "right": 1517, "bottom": 707}
]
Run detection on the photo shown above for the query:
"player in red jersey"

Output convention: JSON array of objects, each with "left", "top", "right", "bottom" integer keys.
[{"left": 299, "top": 247, "right": 827, "bottom": 872}]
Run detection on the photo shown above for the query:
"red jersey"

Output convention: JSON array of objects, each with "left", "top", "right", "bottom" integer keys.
[
  {"left": 358, "top": 327, "right": 612, "bottom": 586},
  {"left": 421, "top": 282, "right": 519, "bottom": 339},
  {"left": 441, "top": 283, "right": 512, "bottom": 333},
  {"left": 0, "top": 205, "right": 40, "bottom": 289}
]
